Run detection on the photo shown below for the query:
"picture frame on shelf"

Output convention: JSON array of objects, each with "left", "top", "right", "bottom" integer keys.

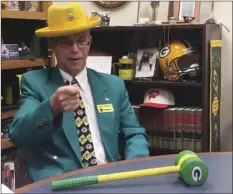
[
  {"left": 137, "top": 2, "right": 169, "bottom": 23},
  {"left": 91, "top": 11, "right": 110, "bottom": 26},
  {"left": 135, "top": 47, "right": 158, "bottom": 78},
  {"left": 173, "top": 1, "right": 200, "bottom": 22}
]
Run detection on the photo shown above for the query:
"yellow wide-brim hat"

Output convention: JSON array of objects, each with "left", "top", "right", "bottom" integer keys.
[{"left": 35, "top": 2, "right": 101, "bottom": 38}]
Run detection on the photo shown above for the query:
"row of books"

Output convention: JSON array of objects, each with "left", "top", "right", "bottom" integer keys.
[
  {"left": 1, "top": 162, "right": 15, "bottom": 191},
  {"left": 1, "top": 151, "right": 15, "bottom": 191},
  {"left": 133, "top": 106, "right": 203, "bottom": 152}
]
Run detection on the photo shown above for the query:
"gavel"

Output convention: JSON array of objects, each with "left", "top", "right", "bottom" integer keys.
[{"left": 52, "top": 150, "right": 208, "bottom": 191}]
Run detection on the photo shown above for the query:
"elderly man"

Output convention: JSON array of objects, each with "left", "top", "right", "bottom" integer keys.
[{"left": 8, "top": 2, "right": 149, "bottom": 182}]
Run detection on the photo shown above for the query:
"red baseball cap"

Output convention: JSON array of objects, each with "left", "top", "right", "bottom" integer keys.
[{"left": 139, "top": 88, "right": 175, "bottom": 108}]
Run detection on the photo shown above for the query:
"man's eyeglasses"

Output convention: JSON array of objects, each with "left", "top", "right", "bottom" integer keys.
[{"left": 51, "top": 36, "right": 92, "bottom": 48}]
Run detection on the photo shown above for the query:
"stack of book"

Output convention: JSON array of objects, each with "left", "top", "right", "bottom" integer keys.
[
  {"left": 1, "top": 151, "right": 15, "bottom": 190},
  {"left": 133, "top": 106, "right": 203, "bottom": 152}
]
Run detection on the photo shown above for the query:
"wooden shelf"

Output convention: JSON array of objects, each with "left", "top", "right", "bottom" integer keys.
[
  {"left": 1, "top": 139, "right": 14, "bottom": 150},
  {"left": 1, "top": 109, "right": 18, "bottom": 119},
  {"left": 92, "top": 23, "right": 206, "bottom": 32},
  {"left": 1, "top": 10, "right": 47, "bottom": 20},
  {"left": 1, "top": 58, "right": 46, "bottom": 70},
  {"left": 126, "top": 80, "right": 202, "bottom": 88}
]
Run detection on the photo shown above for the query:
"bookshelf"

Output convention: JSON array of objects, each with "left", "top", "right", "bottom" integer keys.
[
  {"left": 1, "top": 58, "right": 46, "bottom": 70},
  {"left": 1, "top": 109, "right": 18, "bottom": 119},
  {"left": 1, "top": 10, "right": 47, "bottom": 20},
  {"left": 1, "top": 139, "right": 14, "bottom": 150},
  {"left": 1, "top": 1, "right": 51, "bottom": 112},
  {"left": 1, "top": 1, "right": 52, "bottom": 189},
  {"left": 90, "top": 23, "right": 222, "bottom": 154}
]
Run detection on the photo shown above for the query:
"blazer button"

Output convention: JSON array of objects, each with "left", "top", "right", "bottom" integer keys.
[
  {"left": 42, "top": 119, "right": 46, "bottom": 125},
  {"left": 43, "top": 119, "right": 48, "bottom": 124}
]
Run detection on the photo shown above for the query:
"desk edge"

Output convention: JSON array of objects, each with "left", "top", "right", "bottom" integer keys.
[{"left": 15, "top": 152, "right": 232, "bottom": 193}]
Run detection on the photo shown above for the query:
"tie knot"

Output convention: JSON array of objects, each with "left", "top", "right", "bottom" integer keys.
[{"left": 71, "top": 77, "right": 78, "bottom": 85}]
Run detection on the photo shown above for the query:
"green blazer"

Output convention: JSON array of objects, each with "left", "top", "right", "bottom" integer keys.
[{"left": 8, "top": 67, "right": 149, "bottom": 182}]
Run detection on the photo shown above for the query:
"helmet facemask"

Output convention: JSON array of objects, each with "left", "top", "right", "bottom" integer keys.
[{"left": 166, "top": 52, "right": 201, "bottom": 81}]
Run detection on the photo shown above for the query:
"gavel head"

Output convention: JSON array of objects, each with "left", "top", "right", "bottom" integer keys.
[{"left": 175, "top": 150, "right": 209, "bottom": 186}]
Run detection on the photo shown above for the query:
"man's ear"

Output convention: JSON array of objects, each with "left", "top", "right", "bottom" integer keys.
[{"left": 87, "top": 38, "right": 92, "bottom": 52}]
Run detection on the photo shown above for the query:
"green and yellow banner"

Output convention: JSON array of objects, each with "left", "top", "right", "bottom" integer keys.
[{"left": 209, "top": 40, "right": 222, "bottom": 152}]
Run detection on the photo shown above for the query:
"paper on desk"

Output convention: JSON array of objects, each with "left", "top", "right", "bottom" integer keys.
[
  {"left": 86, "top": 56, "right": 112, "bottom": 74},
  {"left": 1, "top": 184, "right": 14, "bottom": 193}
]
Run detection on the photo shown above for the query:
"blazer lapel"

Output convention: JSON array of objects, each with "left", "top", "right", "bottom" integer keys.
[
  {"left": 45, "top": 66, "right": 64, "bottom": 96},
  {"left": 87, "top": 68, "right": 115, "bottom": 162},
  {"left": 45, "top": 67, "right": 83, "bottom": 166}
]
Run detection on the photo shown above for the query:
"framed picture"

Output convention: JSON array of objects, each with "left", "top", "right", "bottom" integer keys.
[
  {"left": 135, "top": 47, "right": 158, "bottom": 78},
  {"left": 173, "top": 1, "right": 200, "bottom": 22},
  {"left": 91, "top": 11, "right": 110, "bottom": 26}
]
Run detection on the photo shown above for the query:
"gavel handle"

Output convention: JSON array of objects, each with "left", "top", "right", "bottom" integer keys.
[{"left": 52, "top": 165, "right": 180, "bottom": 190}]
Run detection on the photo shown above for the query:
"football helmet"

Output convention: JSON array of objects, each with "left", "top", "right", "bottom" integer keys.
[{"left": 158, "top": 40, "right": 201, "bottom": 81}]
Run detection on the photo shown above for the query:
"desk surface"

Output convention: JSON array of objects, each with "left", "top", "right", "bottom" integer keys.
[{"left": 16, "top": 152, "right": 232, "bottom": 193}]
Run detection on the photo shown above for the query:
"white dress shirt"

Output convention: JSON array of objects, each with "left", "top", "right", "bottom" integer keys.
[{"left": 59, "top": 67, "right": 108, "bottom": 165}]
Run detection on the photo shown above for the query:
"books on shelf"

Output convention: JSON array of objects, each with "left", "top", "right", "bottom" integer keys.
[
  {"left": 1, "top": 148, "right": 16, "bottom": 190},
  {"left": 133, "top": 106, "right": 203, "bottom": 152},
  {"left": 1, "top": 161, "right": 15, "bottom": 191}
]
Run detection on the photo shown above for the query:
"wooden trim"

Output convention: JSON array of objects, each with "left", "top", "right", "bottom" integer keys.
[
  {"left": 1, "top": 139, "right": 14, "bottom": 150},
  {"left": 92, "top": 24, "right": 206, "bottom": 32},
  {"left": 130, "top": 80, "right": 202, "bottom": 88},
  {"left": 1, "top": 109, "right": 17, "bottom": 119},
  {"left": 41, "top": 2, "right": 52, "bottom": 17},
  {"left": 173, "top": 1, "right": 180, "bottom": 19},
  {"left": 15, "top": 152, "right": 232, "bottom": 193},
  {"left": 1, "top": 58, "right": 46, "bottom": 70},
  {"left": 1, "top": 10, "right": 47, "bottom": 20},
  {"left": 202, "top": 24, "right": 222, "bottom": 152},
  {"left": 1, "top": 2, "right": 51, "bottom": 20},
  {"left": 194, "top": 2, "right": 201, "bottom": 22}
]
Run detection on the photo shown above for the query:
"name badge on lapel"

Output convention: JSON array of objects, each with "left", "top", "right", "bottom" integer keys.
[{"left": 97, "top": 104, "right": 114, "bottom": 113}]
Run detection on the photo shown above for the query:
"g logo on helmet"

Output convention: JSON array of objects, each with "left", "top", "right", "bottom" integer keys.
[
  {"left": 159, "top": 46, "right": 170, "bottom": 58},
  {"left": 192, "top": 166, "right": 202, "bottom": 182}
]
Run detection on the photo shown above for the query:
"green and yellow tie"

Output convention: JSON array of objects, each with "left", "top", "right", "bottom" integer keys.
[{"left": 71, "top": 77, "right": 97, "bottom": 167}]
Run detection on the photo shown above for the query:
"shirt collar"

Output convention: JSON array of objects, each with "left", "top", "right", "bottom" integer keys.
[{"left": 59, "top": 67, "right": 88, "bottom": 91}]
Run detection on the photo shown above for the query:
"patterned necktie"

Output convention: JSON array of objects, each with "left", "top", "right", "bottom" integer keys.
[{"left": 71, "top": 77, "right": 97, "bottom": 167}]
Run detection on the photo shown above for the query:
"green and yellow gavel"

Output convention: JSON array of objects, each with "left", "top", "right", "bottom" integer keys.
[{"left": 52, "top": 150, "right": 208, "bottom": 191}]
